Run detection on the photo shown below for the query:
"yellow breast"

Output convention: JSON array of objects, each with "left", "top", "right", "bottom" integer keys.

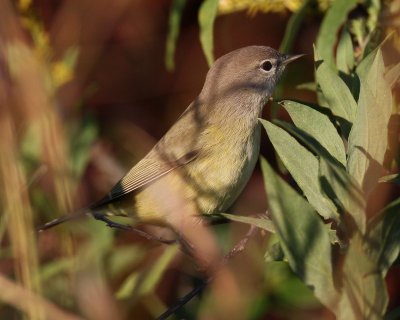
[{"left": 133, "top": 122, "right": 260, "bottom": 225}]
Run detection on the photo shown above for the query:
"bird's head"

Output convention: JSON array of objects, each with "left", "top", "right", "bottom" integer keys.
[{"left": 200, "top": 46, "right": 303, "bottom": 115}]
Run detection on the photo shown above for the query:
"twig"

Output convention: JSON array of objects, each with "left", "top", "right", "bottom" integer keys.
[
  {"left": 157, "top": 222, "right": 261, "bottom": 319},
  {"left": 222, "top": 223, "right": 259, "bottom": 262},
  {"left": 157, "top": 280, "right": 208, "bottom": 320}
]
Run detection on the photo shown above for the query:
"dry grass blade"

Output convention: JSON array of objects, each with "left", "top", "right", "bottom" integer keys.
[
  {"left": 0, "top": 274, "right": 82, "bottom": 320},
  {"left": 0, "top": 86, "right": 43, "bottom": 319}
]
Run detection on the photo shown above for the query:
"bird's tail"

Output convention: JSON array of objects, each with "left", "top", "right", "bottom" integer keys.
[{"left": 38, "top": 209, "right": 89, "bottom": 232}]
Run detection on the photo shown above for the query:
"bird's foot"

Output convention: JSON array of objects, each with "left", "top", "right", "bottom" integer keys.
[{"left": 92, "top": 213, "right": 176, "bottom": 245}]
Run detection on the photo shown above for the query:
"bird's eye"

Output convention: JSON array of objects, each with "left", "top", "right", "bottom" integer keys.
[{"left": 260, "top": 60, "right": 273, "bottom": 72}]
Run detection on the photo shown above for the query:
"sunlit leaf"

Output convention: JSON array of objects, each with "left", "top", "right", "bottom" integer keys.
[
  {"left": 260, "top": 157, "right": 337, "bottom": 308},
  {"left": 198, "top": 0, "right": 219, "bottom": 66},
  {"left": 379, "top": 173, "right": 400, "bottom": 185},
  {"left": 336, "top": 27, "right": 354, "bottom": 73},
  {"left": 315, "top": 60, "right": 358, "bottom": 136},
  {"left": 316, "top": 0, "right": 358, "bottom": 68},
  {"left": 219, "top": 213, "right": 275, "bottom": 233},
  {"left": 261, "top": 119, "right": 339, "bottom": 221},
  {"left": 296, "top": 82, "right": 316, "bottom": 91},
  {"left": 273, "top": 119, "right": 365, "bottom": 230},
  {"left": 337, "top": 233, "right": 388, "bottom": 320},
  {"left": 348, "top": 48, "right": 392, "bottom": 196},
  {"left": 281, "top": 100, "right": 346, "bottom": 165}
]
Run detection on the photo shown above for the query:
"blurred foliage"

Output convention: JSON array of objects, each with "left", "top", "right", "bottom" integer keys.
[
  {"left": 223, "top": 0, "right": 400, "bottom": 318},
  {"left": 218, "top": 0, "right": 332, "bottom": 14},
  {"left": 0, "top": 0, "right": 399, "bottom": 319}
]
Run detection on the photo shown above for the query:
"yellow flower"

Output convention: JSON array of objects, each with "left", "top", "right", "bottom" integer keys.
[
  {"left": 20, "top": 17, "right": 52, "bottom": 60},
  {"left": 51, "top": 61, "right": 74, "bottom": 87}
]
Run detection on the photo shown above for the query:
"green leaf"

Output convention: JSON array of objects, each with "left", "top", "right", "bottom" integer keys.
[
  {"left": 116, "top": 272, "right": 140, "bottom": 299},
  {"left": 109, "top": 246, "right": 145, "bottom": 277},
  {"left": 362, "top": 0, "right": 381, "bottom": 57},
  {"left": 296, "top": 82, "right": 316, "bottom": 91},
  {"left": 263, "top": 261, "right": 321, "bottom": 309},
  {"left": 379, "top": 173, "right": 400, "bottom": 185},
  {"left": 318, "top": 158, "right": 366, "bottom": 231},
  {"left": 62, "top": 47, "right": 79, "bottom": 70},
  {"left": 281, "top": 100, "right": 346, "bottom": 165},
  {"left": 39, "top": 258, "right": 74, "bottom": 281},
  {"left": 366, "top": 0, "right": 381, "bottom": 34},
  {"left": 70, "top": 116, "right": 98, "bottom": 177},
  {"left": 316, "top": 0, "right": 358, "bottom": 68},
  {"left": 198, "top": 0, "right": 218, "bottom": 66},
  {"left": 349, "top": 18, "right": 365, "bottom": 52},
  {"left": 264, "top": 237, "right": 284, "bottom": 262},
  {"left": 219, "top": 213, "right": 275, "bottom": 233},
  {"left": 273, "top": 118, "right": 365, "bottom": 231},
  {"left": 139, "top": 245, "right": 178, "bottom": 295},
  {"left": 336, "top": 27, "right": 354, "bottom": 73},
  {"left": 261, "top": 119, "right": 339, "bottom": 221},
  {"left": 367, "top": 198, "right": 400, "bottom": 276},
  {"left": 260, "top": 157, "right": 337, "bottom": 308},
  {"left": 348, "top": 48, "right": 392, "bottom": 196},
  {"left": 337, "top": 233, "right": 388, "bottom": 320},
  {"left": 20, "top": 121, "right": 42, "bottom": 168},
  {"left": 315, "top": 60, "right": 358, "bottom": 136},
  {"left": 165, "top": 0, "right": 186, "bottom": 71},
  {"left": 116, "top": 245, "right": 179, "bottom": 299},
  {"left": 279, "top": 0, "right": 310, "bottom": 53}
]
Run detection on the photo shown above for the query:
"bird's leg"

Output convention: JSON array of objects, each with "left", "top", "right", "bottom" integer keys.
[
  {"left": 92, "top": 213, "right": 177, "bottom": 245},
  {"left": 157, "top": 219, "right": 262, "bottom": 320},
  {"left": 92, "top": 212, "right": 131, "bottom": 230}
]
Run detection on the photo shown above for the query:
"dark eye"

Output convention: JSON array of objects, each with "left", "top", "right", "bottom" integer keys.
[{"left": 260, "top": 60, "right": 273, "bottom": 72}]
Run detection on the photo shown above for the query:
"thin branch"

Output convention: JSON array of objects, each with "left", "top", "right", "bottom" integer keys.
[
  {"left": 156, "top": 222, "right": 261, "bottom": 319},
  {"left": 156, "top": 280, "right": 208, "bottom": 320}
]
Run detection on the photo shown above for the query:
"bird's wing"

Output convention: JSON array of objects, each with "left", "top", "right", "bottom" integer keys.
[
  {"left": 90, "top": 149, "right": 199, "bottom": 209},
  {"left": 90, "top": 99, "right": 206, "bottom": 209}
]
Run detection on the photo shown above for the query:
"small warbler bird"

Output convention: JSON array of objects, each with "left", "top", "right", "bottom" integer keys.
[{"left": 40, "top": 46, "right": 302, "bottom": 233}]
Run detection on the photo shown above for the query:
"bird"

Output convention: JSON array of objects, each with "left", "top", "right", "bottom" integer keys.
[{"left": 39, "top": 46, "right": 303, "bottom": 238}]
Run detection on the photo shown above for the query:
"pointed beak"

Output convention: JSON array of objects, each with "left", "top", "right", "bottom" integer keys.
[{"left": 281, "top": 53, "right": 306, "bottom": 66}]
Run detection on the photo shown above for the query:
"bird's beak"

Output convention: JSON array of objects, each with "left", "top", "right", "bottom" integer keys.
[{"left": 281, "top": 53, "right": 306, "bottom": 66}]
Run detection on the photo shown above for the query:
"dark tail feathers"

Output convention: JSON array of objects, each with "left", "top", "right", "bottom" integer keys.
[{"left": 38, "top": 210, "right": 89, "bottom": 232}]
